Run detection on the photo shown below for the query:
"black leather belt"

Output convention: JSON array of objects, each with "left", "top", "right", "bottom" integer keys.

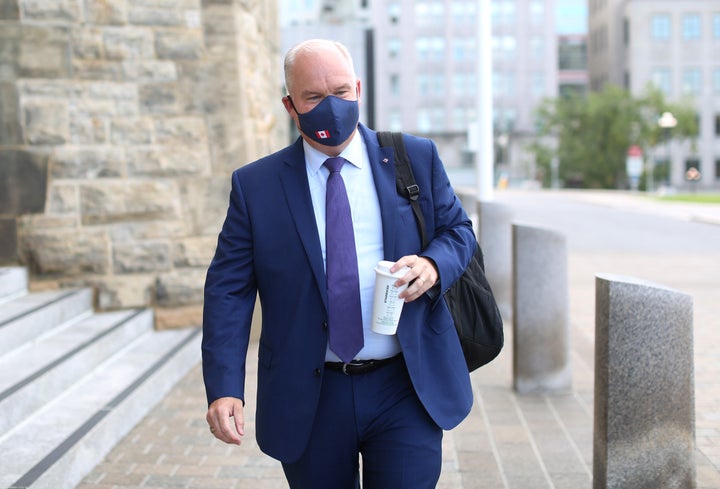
[{"left": 324, "top": 354, "right": 402, "bottom": 375}]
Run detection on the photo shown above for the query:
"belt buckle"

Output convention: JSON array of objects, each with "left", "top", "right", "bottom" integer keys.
[{"left": 342, "top": 360, "right": 367, "bottom": 375}]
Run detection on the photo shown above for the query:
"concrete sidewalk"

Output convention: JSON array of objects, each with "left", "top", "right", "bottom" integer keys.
[{"left": 77, "top": 192, "right": 720, "bottom": 489}]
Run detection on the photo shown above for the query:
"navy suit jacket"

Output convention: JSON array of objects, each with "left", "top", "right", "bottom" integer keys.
[{"left": 202, "top": 123, "right": 476, "bottom": 463}]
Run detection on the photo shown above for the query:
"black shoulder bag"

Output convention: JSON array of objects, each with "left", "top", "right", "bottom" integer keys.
[{"left": 377, "top": 131, "right": 504, "bottom": 372}]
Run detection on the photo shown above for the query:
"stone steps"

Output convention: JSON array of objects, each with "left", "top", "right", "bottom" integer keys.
[{"left": 0, "top": 267, "right": 201, "bottom": 489}]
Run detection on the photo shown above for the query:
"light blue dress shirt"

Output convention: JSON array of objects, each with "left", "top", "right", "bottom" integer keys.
[{"left": 304, "top": 132, "right": 402, "bottom": 362}]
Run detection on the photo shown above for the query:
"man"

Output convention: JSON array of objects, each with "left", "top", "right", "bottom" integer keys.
[{"left": 203, "top": 39, "right": 475, "bottom": 488}]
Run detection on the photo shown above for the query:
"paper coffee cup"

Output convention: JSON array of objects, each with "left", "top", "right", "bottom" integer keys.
[{"left": 371, "top": 260, "right": 410, "bottom": 335}]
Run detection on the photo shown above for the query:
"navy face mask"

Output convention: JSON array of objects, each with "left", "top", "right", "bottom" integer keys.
[{"left": 288, "top": 95, "right": 359, "bottom": 146}]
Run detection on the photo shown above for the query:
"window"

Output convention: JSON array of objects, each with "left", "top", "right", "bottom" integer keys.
[
  {"left": 388, "top": 38, "right": 401, "bottom": 58},
  {"left": 453, "top": 73, "right": 476, "bottom": 96},
  {"left": 530, "top": 36, "right": 545, "bottom": 60},
  {"left": 683, "top": 68, "right": 702, "bottom": 95},
  {"left": 715, "top": 113, "right": 720, "bottom": 137},
  {"left": 714, "top": 68, "right": 720, "bottom": 94},
  {"left": 388, "top": 2, "right": 400, "bottom": 23},
  {"left": 651, "top": 14, "right": 671, "bottom": 40},
  {"left": 390, "top": 74, "right": 400, "bottom": 96},
  {"left": 416, "top": 108, "right": 445, "bottom": 133},
  {"left": 451, "top": 1, "right": 476, "bottom": 24},
  {"left": 493, "top": 72, "right": 516, "bottom": 97},
  {"left": 714, "top": 14, "right": 720, "bottom": 39},
  {"left": 715, "top": 159, "right": 720, "bottom": 181},
  {"left": 492, "top": 0, "right": 516, "bottom": 25},
  {"left": 389, "top": 109, "right": 402, "bottom": 132},
  {"left": 682, "top": 14, "right": 701, "bottom": 40},
  {"left": 453, "top": 38, "right": 475, "bottom": 61},
  {"left": 415, "top": 1, "right": 444, "bottom": 25},
  {"left": 416, "top": 37, "right": 445, "bottom": 60},
  {"left": 493, "top": 35, "right": 517, "bottom": 60},
  {"left": 530, "top": 0, "right": 545, "bottom": 24},
  {"left": 651, "top": 68, "right": 672, "bottom": 95},
  {"left": 417, "top": 74, "right": 444, "bottom": 97},
  {"left": 532, "top": 72, "right": 545, "bottom": 96}
]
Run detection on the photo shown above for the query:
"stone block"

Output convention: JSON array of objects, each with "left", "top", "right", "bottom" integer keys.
[
  {"left": 85, "top": 0, "right": 127, "bottom": 25},
  {"left": 92, "top": 273, "right": 154, "bottom": 309},
  {"left": 69, "top": 114, "right": 108, "bottom": 144},
  {"left": 47, "top": 182, "right": 79, "bottom": 214},
  {"left": 122, "top": 60, "right": 177, "bottom": 82},
  {"left": 50, "top": 147, "right": 124, "bottom": 179},
  {"left": 128, "top": 6, "right": 183, "bottom": 26},
  {"left": 71, "top": 26, "right": 103, "bottom": 59},
  {"left": 0, "top": 82, "right": 21, "bottom": 144},
  {"left": 155, "top": 304, "right": 202, "bottom": 329},
  {"left": 19, "top": 0, "right": 83, "bottom": 22},
  {"left": 0, "top": 149, "right": 49, "bottom": 214},
  {"left": 17, "top": 25, "right": 72, "bottom": 78},
  {"left": 512, "top": 224, "right": 571, "bottom": 394},
  {"left": 112, "top": 241, "right": 171, "bottom": 273},
  {"left": 111, "top": 117, "right": 154, "bottom": 145},
  {"left": 72, "top": 59, "right": 124, "bottom": 80},
  {"left": 0, "top": 218, "right": 18, "bottom": 264},
  {"left": 172, "top": 236, "right": 216, "bottom": 267},
  {"left": 155, "top": 29, "right": 203, "bottom": 60},
  {"left": 126, "top": 146, "right": 211, "bottom": 177},
  {"left": 154, "top": 116, "right": 207, "bottom": 145},
  {"left": 594, "top": 274, "right": 695, "bottom": 489},
  {"left": 138, "top": 83, "right": 179, "bottom": 114},
  {"left": 103, "top": 27, "right": 155, "bottom": 59},
  {"left": 178, "top": 176, "right": 230, "bottom": 236},
  {"left": 154, "top": 268, "right": 205, "bottom": 307},
  {"left": 23, "top": 100, "right": 69, "bottom": 144},
  {"left": 477, "top": 200, "right": 513, "bottom": 321},
  {"left": 79, "top": 180, "right": 180, "bottom": 224},
  {"left": 0, "top": 0, "right": 19, "bottom": 19},
  {"left": 19, "top": 227, "right": 108, "bottom": 275}
]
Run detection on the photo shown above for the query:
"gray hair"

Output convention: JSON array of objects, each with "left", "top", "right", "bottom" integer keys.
[{"left": 283, "top": 39, "right": 356, "bottom": 95}]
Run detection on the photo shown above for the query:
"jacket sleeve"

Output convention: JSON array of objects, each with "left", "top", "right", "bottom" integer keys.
[
  {"left": 201, "top": 169, "right": 256, "bottom": 406},
  {"left": 406, "top": 136, "right": 476, "bottom": 301}
]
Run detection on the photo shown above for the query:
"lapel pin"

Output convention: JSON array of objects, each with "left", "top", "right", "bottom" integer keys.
[{"left": 382, "top": 158, "right": 389, "bottom": 163}]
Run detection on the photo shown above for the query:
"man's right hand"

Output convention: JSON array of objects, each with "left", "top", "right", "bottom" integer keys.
[{"left": 206, "top": 397, "right": 245, "bottom": 445}]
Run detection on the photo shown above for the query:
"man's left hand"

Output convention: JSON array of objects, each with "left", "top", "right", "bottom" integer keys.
[{"left": 391, "top": 255, "right": 438, "bottom": 302}]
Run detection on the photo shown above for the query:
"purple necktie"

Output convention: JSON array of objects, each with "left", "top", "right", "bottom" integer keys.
[{"left": 324, "top": 157, "right": 364, "bottom": 363}]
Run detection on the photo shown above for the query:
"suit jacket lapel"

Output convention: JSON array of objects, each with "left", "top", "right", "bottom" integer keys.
[
  {"left": 360, "top": 124, "right": 399, "bottom": 260},
  {"left": 279, "top": 139, "right": 328, "bottom": 308}
]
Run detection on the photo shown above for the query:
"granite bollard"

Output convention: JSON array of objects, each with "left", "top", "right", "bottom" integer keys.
[
  {"left": 477, "top": 200, "right": 513, "bottom": 321},
  {"left": 594, "top": 274, "right": 695, "bottom": 489},
  {"left": 512, "top": 223, "right": 571, "bottom": 394}
]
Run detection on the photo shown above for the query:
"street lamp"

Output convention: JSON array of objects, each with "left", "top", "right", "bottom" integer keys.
[{"left": 650, "top": 111, "right": 677, "bottom": 192}]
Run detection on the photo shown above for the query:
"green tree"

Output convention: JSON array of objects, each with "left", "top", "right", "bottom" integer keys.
[{"left": 529, "top": 85, "right": 698, "bottom": 189}]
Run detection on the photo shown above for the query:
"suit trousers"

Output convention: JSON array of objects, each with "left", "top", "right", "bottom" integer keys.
[{"left": 281, "top": 356, "right": 443, "bottom": 489}]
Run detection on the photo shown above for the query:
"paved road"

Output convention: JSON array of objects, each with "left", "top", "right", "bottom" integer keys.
[{"left": 77, "top": 189, "right": 720, "bottom": 489}]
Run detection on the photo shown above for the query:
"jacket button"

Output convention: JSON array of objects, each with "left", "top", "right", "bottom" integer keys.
[
  {"left": 314, "top": 368, "right": 321, "bottom": 377},
  {"left": 322, "top": 321, "right": 328, "bottom": 330}
]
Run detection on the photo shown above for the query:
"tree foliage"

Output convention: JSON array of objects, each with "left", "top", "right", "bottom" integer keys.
[{"left": 529, "top": 85, "right": 698, "bottom": 189}]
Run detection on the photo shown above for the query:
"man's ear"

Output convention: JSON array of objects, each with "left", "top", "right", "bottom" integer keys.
[{"left": 281, "top": 96, "right": 294, "bottom": 115}]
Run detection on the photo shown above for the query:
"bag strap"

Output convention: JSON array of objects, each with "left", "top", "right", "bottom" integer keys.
[{"left": 377, "top": 131, "right": 429, "bottom": 249}]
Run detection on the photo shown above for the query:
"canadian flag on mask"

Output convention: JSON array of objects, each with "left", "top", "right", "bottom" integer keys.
[{"left": 315, "top": 130, "right": 331, "bottom": 139}]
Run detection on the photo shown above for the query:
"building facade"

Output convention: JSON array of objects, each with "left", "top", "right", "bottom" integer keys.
[
  {"left": 589, "top": 0, "right": 720, "bottom": 189},
  {"left": 371, "top": 0, "right": 559, "bottom": 182}
]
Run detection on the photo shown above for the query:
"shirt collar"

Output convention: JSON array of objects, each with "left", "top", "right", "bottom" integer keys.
[{"left": 304, "top": 130, "right": 365, "bottom": 175}]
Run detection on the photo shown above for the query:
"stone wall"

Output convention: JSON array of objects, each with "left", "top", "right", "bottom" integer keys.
[{"left": 0, "top": 0, "right": 286, "bottom": 327}]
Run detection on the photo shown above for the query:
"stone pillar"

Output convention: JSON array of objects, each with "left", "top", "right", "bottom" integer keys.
[
  {"left": 477, "top": 200, "right": 513, "bottom": 321},
  {"left": 594, "top": 274, "right": 695, "bottom": 489},
  {"left": 512, "top": 224, "right": 571, "bottom": 394}
]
